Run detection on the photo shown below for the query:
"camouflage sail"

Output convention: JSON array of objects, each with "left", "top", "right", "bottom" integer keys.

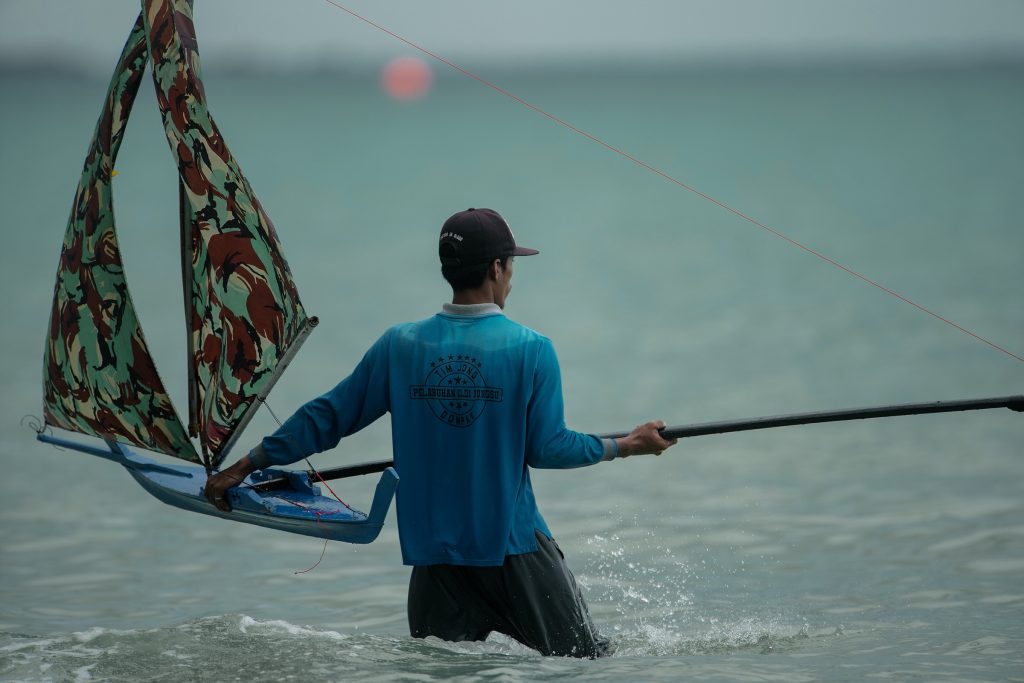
[
  {"left": 42, "top": 15, "right": 201, "bottom": 462},
  {"left": 143, "top": 0, "right": 315, "bottom": 467}
]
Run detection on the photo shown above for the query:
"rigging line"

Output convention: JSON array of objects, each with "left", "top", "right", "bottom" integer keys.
[
  {"left": 219, "top": 477, "right": 331, "bottom": 574},
  {"left": 261, "top": 398, "right": 354, "bottom": 511},
  {"left": 319, "top": 0, "right": 1023, "bottom": 364},
  {"left": 255, "top": 398, "right": 343, "bottom": 575}
]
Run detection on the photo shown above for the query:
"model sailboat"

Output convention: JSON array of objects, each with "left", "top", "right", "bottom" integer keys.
[{"left": 37, "top": 0, "right": 397, "bottom": 543}]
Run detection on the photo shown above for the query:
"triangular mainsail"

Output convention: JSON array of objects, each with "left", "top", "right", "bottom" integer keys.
[
  {"left": 42, "top": 14, "right": 201, "bottom": 463},
  {"left": 143, "top": 0, "right": 315, "bottom": 467}
]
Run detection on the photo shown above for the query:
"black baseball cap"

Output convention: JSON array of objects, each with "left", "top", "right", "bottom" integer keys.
[{"left": 438, "top": 208, "right": 539, "bottom": 267}]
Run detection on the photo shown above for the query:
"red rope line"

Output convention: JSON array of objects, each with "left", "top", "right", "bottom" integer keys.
[
  {"left": 305, "top": 456, "right": 355, "bottom": 512},
  {"left": 294, "top": 538, "right": 329, "bottom": 575},
  {"left": 255, "top": 398, "right": 358, "bottom": 573},
  {"left": 274, "top": 495, "right": 331, "bottom": 574},
  {"left": 320, "top": 0, "right": 1022, "bottom": 364},
  {"left": 260, "top": 397, "right": 355, "bottom": 511}
]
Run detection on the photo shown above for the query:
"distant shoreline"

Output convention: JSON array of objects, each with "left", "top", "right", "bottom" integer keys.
[{"left": 2, "top": 53, "right": 1023, "bottom": 83}]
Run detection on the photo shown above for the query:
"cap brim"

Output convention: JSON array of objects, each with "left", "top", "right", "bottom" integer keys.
[{"left": 511, "top": 246, "right": 540, "bottom": 257}]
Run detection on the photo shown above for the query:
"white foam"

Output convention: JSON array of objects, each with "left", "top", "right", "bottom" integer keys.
[
  {"left": 237, "top": 615, "right": 348, "bottom": 641},
  {"left": 72, "top": 664, "right": 96, "bottom": 682},
  {"left": 72, "top": 627, "right": 115, "bottom": 644},
  {"left": 0, "top": 638, "right": 57, "bottom": 653},
  {"left": 420, "top": 633, "right": 539, "bottom": 658}
]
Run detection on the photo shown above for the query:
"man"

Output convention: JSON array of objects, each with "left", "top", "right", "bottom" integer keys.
[{"left": 205, "top": 208, "right": 676, "bottom": 657}]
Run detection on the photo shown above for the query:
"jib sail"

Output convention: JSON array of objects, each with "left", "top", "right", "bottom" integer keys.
[{"left": 44, "top": 1, "right": 315, "bottom": 469}]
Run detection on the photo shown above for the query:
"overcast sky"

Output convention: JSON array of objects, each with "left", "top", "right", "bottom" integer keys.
[{"left": 2, "top": 0, "right": 1023, "bottom": 73}]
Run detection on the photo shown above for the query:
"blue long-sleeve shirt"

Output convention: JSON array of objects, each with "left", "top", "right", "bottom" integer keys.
[{"left": 251, "top": 303, "right": 616, "bottom": 566}]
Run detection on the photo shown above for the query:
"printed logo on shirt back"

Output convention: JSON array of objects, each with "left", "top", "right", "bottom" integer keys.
[{"left": 409, "top": 354, "right": 504, "bottom": 427}]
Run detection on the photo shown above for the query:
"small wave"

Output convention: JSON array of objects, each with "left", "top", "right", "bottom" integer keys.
[
  {"left": 0, "top": 615, "right": 363, "bottom": 683},
  {"left": 237, "top": 615, "right": 348, "bottom": 641},
  {"left": 1, "top": 613, "right": 836, "bottom": 683}
]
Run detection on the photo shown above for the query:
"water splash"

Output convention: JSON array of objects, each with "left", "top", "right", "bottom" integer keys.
[{"left": 578, "top": 517, "right": 812, "bottom": 657}]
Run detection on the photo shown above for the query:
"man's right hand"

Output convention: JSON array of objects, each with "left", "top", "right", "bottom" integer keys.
[
  {"left": 615, "top": 420, "right": 677, "bottom": 458},
  {"left": 203, "top": 455, "right": 257, "bottom": 512}
]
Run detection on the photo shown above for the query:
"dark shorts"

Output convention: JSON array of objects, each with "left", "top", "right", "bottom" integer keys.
[{"left": 407, "top": 530, "right": 612, "bottom": 658}]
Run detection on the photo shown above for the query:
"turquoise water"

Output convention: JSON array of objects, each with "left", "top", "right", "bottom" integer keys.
[{"left": 1, "top": 65, "right": 1022, "bottom": 681}]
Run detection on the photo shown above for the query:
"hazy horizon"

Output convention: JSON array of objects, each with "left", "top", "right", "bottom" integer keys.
[{"left": 3, "top": 0, "right": 1023, "bottom": 77}]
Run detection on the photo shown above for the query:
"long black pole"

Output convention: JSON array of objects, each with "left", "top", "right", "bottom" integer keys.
[
  {"left": 272, "top": 395, "right": 1022, "bottom": 487},
  {"left": 600, "top": 394, "right": 1024, "bottom": 440}
]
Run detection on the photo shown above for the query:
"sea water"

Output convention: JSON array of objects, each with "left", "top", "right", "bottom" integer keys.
[{"left": 0, "top": 64, "right": 1022, "bottom": 681}]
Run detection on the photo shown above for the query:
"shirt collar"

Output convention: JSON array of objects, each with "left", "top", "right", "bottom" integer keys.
[{"left": 441, "top": 302, "right": 504, "bottom": 317}]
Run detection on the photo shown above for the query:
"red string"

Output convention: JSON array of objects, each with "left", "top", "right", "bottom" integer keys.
[
  {"left": 263, "top": 472, "right": 354, "bottom": 573},
  {"left": 259, "top": 493, "right": 333, "bottom": 574},
  {"left": 258, "top": 397, "right": 354, "bottom": 511},
  {"left": 281, "top": 498, "right": 330, "bottom": 574},
  {"left": 254, "top": 399, "right": 360, "bottom": 573},
  {"left": 319, "top": 0, "right": 1022, "bottom": 364},
  {"left": 305, "top": 458, "right": 354, "bottom": 512},
  {"left": 294, "top": 538, "right": 329, "bottom": 575}
]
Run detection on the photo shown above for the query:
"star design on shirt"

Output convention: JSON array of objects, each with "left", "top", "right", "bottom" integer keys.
[{"left": 429, "top": 353, "right": 481, "bottom": 370}]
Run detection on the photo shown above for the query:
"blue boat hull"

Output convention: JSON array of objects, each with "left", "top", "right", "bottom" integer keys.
[{"left": 38, "top": 434, "right": 398, "bottom": 544}]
